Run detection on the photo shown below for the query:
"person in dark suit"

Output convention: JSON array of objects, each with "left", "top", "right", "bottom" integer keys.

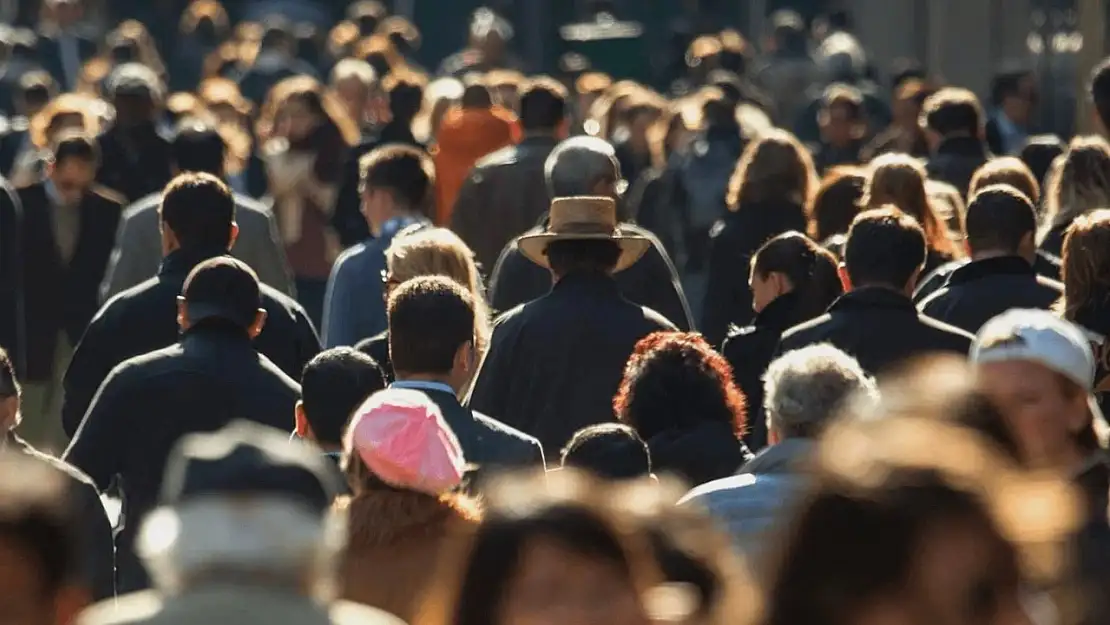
[
  {"left": 94, "top": 64, "right": 174, "bottom": 203},
  {"left": 37, "top": 0, "right": 97, "bottom": 91},
  {"left": 469, "top": 197, "right": 677, "bottom": 454},
  {"left": 387, "top": 276, "right": 544, "bottom": 474},
  {"left": 64, "top": 256, "right": 303, "bottom": 594},
  {"left": 919, "top": 185, "right": 1062, "bottom": 334},
  {"left": 777, "top": 207, "right": 974, "bottom": 376},
  {"left": 922, "top": 88, "right": 993, "bottom": 199},
  {"left": 62, "top": 173, "right": 319, "bottom": 439},
  {"left": 17, "top": 132, "right": 123, "bottom": 447}
]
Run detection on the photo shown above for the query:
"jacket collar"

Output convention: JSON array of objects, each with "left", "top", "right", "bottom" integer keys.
[
  {"left": 391, "top": 380, "right": 456, "bottom": 397},
  {"left": 742, "top": 438, "right": 813, "bottom": 475},
  {"left": 936, "top": 135, "right": 990, "bottom": 159},
  {"left": 158, "top": 247, "right": 228, "bottom": 278},
  {"left": 754, "top": 291, "right": 803, "bottom": 332},
  {"left": 948, "top": 255, "right": 1034, "bottom": 286},
  {"left": 829, "top": 286, "right": 917, "bottom": 315},
  {"left": 552, "top": 272, "right": 622, "bottom": 297}
]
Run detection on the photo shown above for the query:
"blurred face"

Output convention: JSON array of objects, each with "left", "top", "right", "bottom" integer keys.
[
  {"left": 977, "top": 360, "right": 1089, "bottom": 470},
  {"left": 334, "top": 77, "right": 370, "bottom": 124},
  {"left": 277, "top": 98, "right": 321, "bottom": 142},
  {"left": 820, "top": 104, "right": 863, "bottom": 146},
  {"left": 0, "top": 535, "right": 85, "bottom": 625},
  {"left": 1004, "top": 77, "right": 1038, "bottom": 126},
  {"left": 50, "top": 158, "right": 94, "bottom": 208},
  {"left": 497, "top": 538, "right": 648, "bottom": 625}
]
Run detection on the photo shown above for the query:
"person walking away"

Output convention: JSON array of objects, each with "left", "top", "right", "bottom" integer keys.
[
  {"left": 64, "top": 257, "right": 303, "bottom": 594},
  {"left": 1038, "top": 136, "right": 1110, "bottom": 274},
  {"left": 77, "top": 421, "right": 406, "bottom": 625},
  {"left": 922, "top": 88, "right": 992, "bottom": 198},
  {"left": 985, "top": 68, "right": 1037, "bottom": 156},
  {"left": 776, "top": 208, "right": 973, "bottom": 376},
  {"left": 469, "top": 196, "right": 676, "bottom": 454},
  {"left": 808, "top": 85, "right": 866, "bottom": 173},
  {"left": 95, "top": 64, "right": 173, "bottom": 203},
  {"left": 17, "top": 131, "right": 123, "bottom": 448},
  {"left": 919, "top": 185, "right": 1062, "bottom": 334},
  {"left": 62, "top": 173, "right": 318, "bottom": 439},
  {"left": 235, "top": 17, "right": 319, "bottom": 106},
  {"left": 322, "top": 146, "right": 432, "bottom": 348},
  {"left": 559, "top": 423, "right": 653, "bottom": 481},
  {"left": 100, "top": 120, "right": 293, "bottom": 302},
  {"left": 1057, "top": 210, "right": 1110, "bottom": 412}
]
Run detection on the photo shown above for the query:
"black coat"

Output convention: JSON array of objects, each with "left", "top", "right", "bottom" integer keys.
[
  {"left": 918, "top": 256, "right": 1063, "bottom": 334},
  {"left": 63, "top": 325, "right": 301, "bottom": 594},
  {"left": 722, "top": 292, "right": 808, "bottom": 451},
  {"left": 925, "top": 136, "right": 991, "bottom": 198},
  {"left": 469, "top": 272, "right": 676, "bottom": 453},
  {"left": 647, "top": 420, "right": 752, "bottom": 488},
  {"left": 417, "top": 386, "right": 545, "bottom": 472},
  {"left": 17, "top": 183, "right": 123, "bottom": 382},
  {"left": 701, "top": 201, "right": 808, "bottom": 347},
  {"left": 62, "top": 248, "right": 320, "bottom": 437},
  {"left": 776, "top": 287, "right": 974, "bottom": 376},
  {"left": 355, "top": 330, "right": 393, "bottom": 383},
  {"left": 0, "top": 178, "right": 23, "bottom": 374},
  {"left": 95, "top": 125, "right": 174, "bottom": 203},
  {"left": 488, "top": 224, "right": 693, "bottom": 331}
]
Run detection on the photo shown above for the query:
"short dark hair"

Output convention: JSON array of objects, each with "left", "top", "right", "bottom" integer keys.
[
  {"left": 0, "top": 346, "right": 18, "bottom": 397},
  {"left": 358, "top": 145, "right": 434, "bottom": 210},
  {"left": 388, "top": 276, "right": 475, "bottom": 376},
  {"left": 964, "top": 185, "right": 1037, "bottom": 255},
  {"left": 51, "top": 131, "right": 99, "bottom": 167},
  {"left": 519, "top": 77, "right": 568, "bottom": 132},
  {"left": 545, "top": 239, "right": 622, "bottom": 277},
  {"left": 383, "top": 71, "right": 425, "bottom": 123},
  {"left": 159, "top": 172, "right": 235, "bottom": 250},
  {"left": 170, "top": 120, "right": 226, "bottom": 176},
  {"left": 922, "top": 88, "right": 983, "bottom": 138},
  {"left": 1091, "top": 57, "right": 1110, "bottom": 133},
  {"left": 0, "top": 455, "right": 80, "bottom": 596},
  {"left": 301, "top": 348, "right": 386, "bottom": 446},
  {"left": 844, "top": 207, "right": 927, "bottom": 289},
  {"left": 461, "top": 82, "right": 493, "bottom": 109},
  {"left": 560, "top": 423, "right": 651, "bottom": 480}
]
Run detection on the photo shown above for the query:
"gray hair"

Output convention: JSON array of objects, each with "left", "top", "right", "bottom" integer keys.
[
  {"left": 763, "top": 344, "right": 877, "bottom": 439},
  {"left": 544, "top": 136, "right": 623, "bottom": 198},
  {"left": 330, "top": 58, "right": 376, "bottom": 89}
]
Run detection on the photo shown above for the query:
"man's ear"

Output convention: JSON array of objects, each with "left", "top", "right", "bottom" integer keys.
[
  {"left": 248, "top": 309, "right": 267, "bottom": 339},
  {"left": 837, "top": 263, "right": 852, "bottom": 291},
  {"left": 454, "top": 340, "right": 475, "bottom": 375},
  {"left": 294, "top": 401, "right": 312, "bottom": 440}
]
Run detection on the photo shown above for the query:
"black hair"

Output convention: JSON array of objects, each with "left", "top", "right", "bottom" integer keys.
[
  {"left": 843, "top": 207, "right": 927, "bottom": 289},
  {"left": 922, "top": 88, "right": 983, "bottom": 138},
  {"left": 348, "top": 0, "right": 387, "bottom": 36},
  {"left": 0, "top": 346, "right": 18, "bottom": 397},
  {"left": 388, "top": 276, "right": 475, "bottom": 376},
  {"left": 260, "top": 16, "right": 294, "bottom": 51},
  {"left": 991, "top": 68, "right": 1032, "bottom": 108},
  {"left": 519, "top": 77, "right": 568, "bottom": 132},
  {"left": 358, "top": 144, "right": 434, "bottom": 210},
  {"left": 1092, "top": 58, "right": 1110, "bottom": 133},
  {"left": 18, "top": 71, "right": 56, "bottom": 110},
  {"left": 560, "top": 423, "right": 652, "bottom": 480},
  {"left": 385, "top": 73, "right": 424, "bottom": 123},
  {"left": 1020, "top": 135, "right": 1065, "bottom": 189},
  {"left": 545, "top": 239, "right": 622, "bottom": 277},
  {"left": 301, "top": 347, "right": 386, "bottom": 447},
  {"left": 159, "top": 172, "right": 235, "bottom": 250},
  {"left": 51, "top": 131, "right": 99, "bottom": 168},
  {"left": 0, "top": 456, "right": 80, "bottom": 597},
  {"left": 461, "top": 82, "right": 493, "bottom": 109},
  {"left": 752, "top": 232, "right": 844, "bottom": 320},
  {"left": 170, "top": 120, "right": 226, "bottom": 176},
  {"left": 964, "top": 185, "right": 1037, "bottom": 255}
]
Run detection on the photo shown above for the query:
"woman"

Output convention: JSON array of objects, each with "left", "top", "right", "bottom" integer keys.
[
  {"left": 355, "top": 226, "right": 491, "bottom": 384},
  {"left": 722, "top": 232, "right": 843, "bottom": 451},
  {"left": 260, "top": 76, "right": 359, "bottom": 326},
  {"left": 863, "top": 152, "right": 964, "bottom": 276},
  {"left": 808, "top": 166, "right": 866, "bottom": 256},
  {"left": 615, "top": 332, "right": 752, "bottom": 487},
  {"left": 1058, "top": 210, "right": 1110, "bottom": 410},
  {"left": 1040, "top": 136, "right": 1110, "bottom": 263},
  {"left": 339, "top": 388, "right": 480, "bottom": 623},
  {"left": 701, "top": 129, "right": 816, "bottom": 347}
]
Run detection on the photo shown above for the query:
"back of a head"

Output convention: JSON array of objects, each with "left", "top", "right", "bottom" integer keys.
[
  {"left": 359, "top": 144, "right": 434, "bottom": 210},
  {"left": 260, "top": 16, "right": 293, "bottom": 52},
  {"left": 460, "top": 81, "right": 493, "bottom": 109},
  {"left": 560, "top": 423, "right": 652, "bottom": 480},
  {"left": 545, "top": 136, "right": 620, "bottom": 198},
  {"left": 964, "top": 185, "right": 1036, "bottom": 256},
  {"left": 763, "top": 344, "right": 875, "bottom": 439},
  {"left": 171, "top": 120, "right": 226, "bottom": 177},
  {"left": 864, "top": 154, "right": 940, "bottom": 245},
  {"left": 160, "top": 172, "right": 235, "bottom": 251},
  {"left": 991, "top": 67, "right": 1031, "bottom": 108},
  {"left": 519, "top": 77, "right": 568, "bottom": 133},
  {"left": 18, "top": 70, "right": 56, "bottom": 111},
  {"left": 728, "top": 129, "right": 815, "bottom": 208},
  {"left": 383, "top": 70, "right": 426, "bottom": 123},
  {"left": 753, "top": 232, "right": 844, "bottom": 320},
  {"left": 922, "top": 88, "right": 983, "bottom": 138},
  {"left": 349, "top": 0, "right": 387, "bottom": 36},
  {"left": 812, "top": 167, "right": 867, "bottom": 241},
  {"left": 968, "top": 157, "right": 1039, "bottom": 205},
  {"left": 300, "top": 348, "right": 386, "bottom": 448},
  {"left": 844, "top": 207, "right": 927, "bottom": 289},
  {"left": 388, "top": 276, "right": 475, "bottom": 377},
  {"left": 1020, "top": 135, "right": 1065, "bottom": 188}
]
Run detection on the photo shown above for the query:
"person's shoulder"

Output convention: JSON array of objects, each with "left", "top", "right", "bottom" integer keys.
[
  {"left": 473, "top": 143, "right": 522, "bottom": 170},
  {"left": 354, "top": 329, "right": 389, "bottom": 355},
  {"left": 14, "top": 437, "right": 98, "bottom": 490},
  {"left": 779, "top": 313, "right": 834, "bottom": 344},
  {"left": 88, "top": 183, "right": 128, "bottom": 207},
  {"left": 88, "top": 276, "right": 163, "bottom": 326},
  {"left": 121, "top": 193, "right": 161, "bottom": 220},
  {"left": 917, "top": 285, "right": 953, "bottom": 314},
  {"left": 78, "top": 590, "right": 163, "bottom": 625},
  {"left": 472, "top": 409, "right": 541, "bottom": 446},
  {"left": 261, "top": 282, "right": 310, "bottom": 316},
  {"left": 111, "top": 343, "right": 184, "bottom": 379},
  {"left": 917, "top": 312, "right": 976, "bottom": 344},
  {"left": 330, "top": 600, "right": 407, "bottom": 625},
  {"left": 332, "top": 241, "right": 373, "bottom": 268},
  {"left": 232, "top": 192, "right": 273, "bottom": 217}
]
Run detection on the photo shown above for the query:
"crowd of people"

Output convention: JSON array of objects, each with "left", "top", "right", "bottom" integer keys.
[{"left": 4, "top": 0, "right": 1110, "bottom": 624}]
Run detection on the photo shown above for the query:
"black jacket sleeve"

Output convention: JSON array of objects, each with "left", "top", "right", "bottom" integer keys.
[
  {"left": 0, "top": 180, "right": 21, "bottom": 373},
  {"left": 71, "top": 471, "right": 116, "bottom": 600}
]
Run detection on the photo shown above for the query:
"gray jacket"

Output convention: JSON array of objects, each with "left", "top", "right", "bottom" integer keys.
[{"left": 99, "top": 192, "right": 294, "bottom": 303}]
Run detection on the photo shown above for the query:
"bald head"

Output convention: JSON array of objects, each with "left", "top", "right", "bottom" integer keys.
[{"left": 544, "top": 136, "right": 623, "bottom": 199}]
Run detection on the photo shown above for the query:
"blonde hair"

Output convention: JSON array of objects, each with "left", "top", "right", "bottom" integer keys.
[
  {"left": 727, "top": 129, "right": 817, "bottom": 209},
  {"left": 863, "top": 153, "right": 962, "bottom": 258},
  {"left": 1044, "top": 135, "right": 1110, "bottom": 231},
  {"left": 386, "top": 228, "right": 491, "bottom": 358}
]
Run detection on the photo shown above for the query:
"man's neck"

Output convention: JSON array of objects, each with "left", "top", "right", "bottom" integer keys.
[
  {"left": 395, "top": 372, "right": 458, "bottom": 394},
  {"left": 370, "top": 206, "right": 417, "bottom": 236}
]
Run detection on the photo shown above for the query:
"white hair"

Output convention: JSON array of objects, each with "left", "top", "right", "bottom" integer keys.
[
  {"left": 330, "top": 58, "right": 377, "bottom": 89},
  {"left": 763, "top": 344, "right": 877, "bottom": 438},
  {"left": 138, "top": 496, "right": 347, "bottom": 600}
]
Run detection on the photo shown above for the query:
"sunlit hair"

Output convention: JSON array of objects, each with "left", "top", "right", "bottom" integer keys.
[
  {"left": 355, "top": 34, "right": 402, "bottom": 72},
  {"left": 257, "top": 75, "right": 360, "bottom": 146},
  {"left": 752, "top": 232, "right": 843, "bottom": 321},
  {"left": 30, "top": 92, "right": 101, "bottom": 149},
  {"left": 386, "top": 227, "right": 491, "bottom": 358},
  {"left": 969, "top": 156, "right": 1040, "bottom": 205},
  {"left": 808, "top": 166, "right": 866, "bottom": 241},
  {"left": 179, "top": 0, "right": 230, "bottom": 37},
  {"left": 763, "top": 343, "right": 874, "bottom": 439},
  {"left": 1044, "top": 135, "right": 1110, "bottom": 232},
  {"left": 327, "top": 21, "right": 362, "bottom": 60},
  {"left": 586, "top": 80, "right": 648, "bottom": 140},
  {"left": 727, "top": 129, "right": 818, "bottom": 209},
  {"left": 862, "top": 152, "right": 961, "bottom": 258},
  {"left": 197, "top": 77, "right": 253, "bottom": 119},
  {"left": 1059, "top": 209, "right": 1110, "bottom": 323},
  {"left": 614, "top": 332, "right": 748, "bottom": 441}
]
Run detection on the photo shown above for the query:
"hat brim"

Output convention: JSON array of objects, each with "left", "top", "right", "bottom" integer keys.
[{"left": 517, "top": 232, "right": 651, "bottom": 273}]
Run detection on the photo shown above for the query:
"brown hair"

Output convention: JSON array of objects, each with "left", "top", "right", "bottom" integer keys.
[
  {"left": 1044, "top": 135, "right": 1110, "bottom": 231},
  {"left": 863, "top": 153, "right": 962, "bottom": 258},
  {"left": 258, "top": 74, "right": 360, "bottom": 146},
  {"left": 30, "top": 93, "right": 100, "bottom": 149},
  {"left": 1059, "top": 209, "right": 1110, "bottom": 322},
  {"left": 969, "top": 157, "right": 1040, "bottom": 205},
  {"left": 727, "top": 129, "right": 817, "bottom": 209},
  {"left": 809, "top": 166, "right": 867, "bottom": 241}
]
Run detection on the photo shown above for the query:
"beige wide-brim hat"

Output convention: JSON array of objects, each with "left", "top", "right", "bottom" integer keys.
[{"left": 518, "top": 196, "right": 650, "bottom": 273}]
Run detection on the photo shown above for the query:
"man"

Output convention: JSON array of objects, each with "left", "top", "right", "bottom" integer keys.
[
  {"left": 235, "top": 17, "right": 318, "bottom": 107},
  {"left": 101, "top": 120, "right": 293, "bottom": 302},
  {"left": 681, "top": 344, "right": 875, "bottom": 555},
  {"left": 922, "top": 87, "right": 992, "bottom": 198},
  {"left": 95, "top": 64, "right": 173, "bottom": 203},
  {"left": 437, "top": 8, "right": 526, "bottom": 78},
  {"left": 0, "top": 453, "right": 93, "bottom": 625},
  {"left": 777, "top": 208, "right": 974, "bottom": 375},
  {"left": 919, "top": 185, "right": 1062, "bottom": 334},
  {"left": 62, "top": 173, "right": 319, "bottom": 439},
  {"left": 37, "top": 0, "right": 96, "bottom": 91},
  {"left": 560, "top": 423, "right": 653, "bottom": 481},
  {"left": 389, "top": 276, "right": 544, "bottom": 471},
  {"left": 294, "top": 347, "right": 386, "bottom": 462},
  {"left": 78, "top": 421, "right": 405, "bottom": 625},
  {"left": 64, "top": 257, "right": 303, "bottom": 594},
  {"left": 470, "top": 196, "right": 676, "bottom": 453},
  {"left": 488, "top": 137, "right": 693, "bottom": 330},
  {"left": 323, "top": 145, "right": 432, "bottom": 348},
  {"left": 810, "top": 84, "right": 866, "bottom": 173},
  {"left": 451, "top": 77, "right": 568, "bottom": 271},
  {"left": 985, "top": 67, "right": 1037, "bottom": 156},
  {"left": 0, "top": 347, "right": 114, "bottom": 600},
  {"left": 332, "top": 70, "right": 426, "bottom": 247},
  {"left": 17, "top": 132, "right": 123, "bottom": 446}
]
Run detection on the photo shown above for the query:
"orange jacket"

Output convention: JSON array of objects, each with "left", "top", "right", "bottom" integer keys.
[{"left": 433, "top": 105, "right": 520, "bottom": 225}]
